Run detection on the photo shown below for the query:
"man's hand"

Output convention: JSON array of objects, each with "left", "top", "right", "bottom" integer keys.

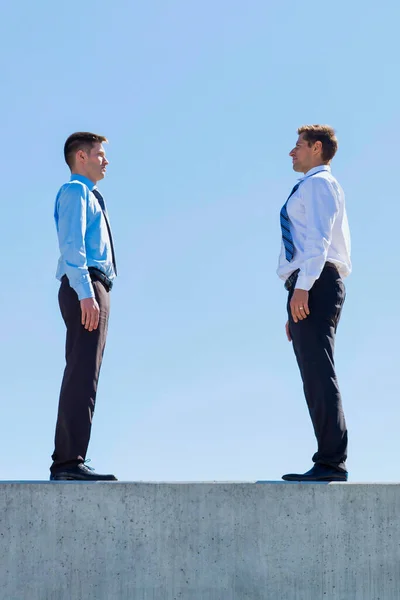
[
  {"left": 290, "top": 289, "right": 310, "bottom": 323},
  {"left": 285, "top": 321, "right": 292, "bottom": 342},
  {"left": 80, "top": 297, "right": 100, "bottom": 331}
]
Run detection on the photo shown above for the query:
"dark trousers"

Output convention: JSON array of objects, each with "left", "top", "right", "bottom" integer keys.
[
  {"left": 287, "top": 264, "right": 348, "bottom": 471},
  {"left": 51, "top": 276, "right": 110, "bottom": 471}
]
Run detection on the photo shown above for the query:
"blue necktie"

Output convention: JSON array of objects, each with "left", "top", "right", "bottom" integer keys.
[
  {"left": 280, "top": 183, "right": 300, "bottom": 262},
  {"left": 92, "top": 188, "right": 118, "bottom": 275}
]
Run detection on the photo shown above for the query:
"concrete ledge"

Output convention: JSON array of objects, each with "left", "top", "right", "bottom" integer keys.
[{"left": 1, "top": 482, "right": 400, "bottom": 599}]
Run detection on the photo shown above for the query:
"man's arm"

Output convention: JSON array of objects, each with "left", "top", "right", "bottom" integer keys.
[
  {"left": 57, "top": 184, "right": 99, "bottom": 331},
  {"left": 290, "top": 177, "right": 340, "bottom": 323}
]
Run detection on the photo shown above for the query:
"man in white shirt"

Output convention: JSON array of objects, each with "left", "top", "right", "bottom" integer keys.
[{"left": 277, "top": 125, "right": 351, "bottom": 482}]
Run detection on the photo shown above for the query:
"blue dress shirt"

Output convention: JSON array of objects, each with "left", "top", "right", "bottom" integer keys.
[
  {"left": 277, "top": 165, "right": 351, "bottom": 290},
  {"left": 54, "top": 174, "right": 116, "bottom": 300}
]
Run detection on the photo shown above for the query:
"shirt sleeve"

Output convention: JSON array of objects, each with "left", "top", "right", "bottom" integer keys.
[
  {"left": 295, "top": 177, "right": 340, "bottom": 291},
  {"left": 56, "top": 183, "right": 95, "bottom": 300}
]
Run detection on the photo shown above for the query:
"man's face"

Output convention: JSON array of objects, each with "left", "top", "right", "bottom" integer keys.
[
  {"left": 85, "top": 142, "right": 109, "bottom": 182},
  {"left": 289, "top": 133, "right": 316, "bottom": 174}
]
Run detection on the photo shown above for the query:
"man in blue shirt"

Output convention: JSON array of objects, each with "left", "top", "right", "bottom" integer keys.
[
  {"left": 51, "top": 132, "right": 117, "bottom": 481},
  {"left": 277, "top": 125, "right": 351, "bottom": 482}
]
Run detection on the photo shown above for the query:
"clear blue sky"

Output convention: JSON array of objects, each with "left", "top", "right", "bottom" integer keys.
[{"left": 1, "top": 1, "right": 398, "bottom": 482}]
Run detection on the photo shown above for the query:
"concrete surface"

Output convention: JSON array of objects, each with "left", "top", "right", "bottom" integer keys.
[{"left": 1, "top": 482, "right": 400, "bottom": 600}]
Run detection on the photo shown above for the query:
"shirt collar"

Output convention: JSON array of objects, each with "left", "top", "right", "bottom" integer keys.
[
  {"left": 299, "top": 165, "right": 331, "bottom": 181},
  {"left": 70, "top": 173, "right": 97, "bottom": 191}
]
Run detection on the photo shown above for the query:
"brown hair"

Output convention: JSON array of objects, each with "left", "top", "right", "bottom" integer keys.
[
  {"left": 64, "top": 132, "right": 108, "bottom": 169},
  {"left": 298, "top": 125, "right": 338, "bottom": 162}
]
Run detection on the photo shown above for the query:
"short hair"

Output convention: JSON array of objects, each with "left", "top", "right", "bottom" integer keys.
[
  {"left": 64, "top": 132, "right": 108, "bottom": 169},
  {"left": 298, "top": 125, "right": 338, "bottom": 162}
]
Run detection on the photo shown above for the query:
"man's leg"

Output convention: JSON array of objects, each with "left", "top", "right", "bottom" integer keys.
[
  {"left": 51, "top": 278, "right": 109, "bottom": 472},
  {"left": 288, "top": 267, "right": 348, "bottom": 471}
]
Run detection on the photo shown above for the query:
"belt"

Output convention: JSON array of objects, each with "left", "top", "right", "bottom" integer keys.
[
  {"left": 284, "top": 269, "right": 299, "bottom": 291},
  {"left": 62, "top": 268, "right": 113, "bottom": 292},
  {"left": 88, "top": 267, "right": 113, "bottom": 291},
  {"left": 284, "top": 262, "right": 338, "bottom": 292}
]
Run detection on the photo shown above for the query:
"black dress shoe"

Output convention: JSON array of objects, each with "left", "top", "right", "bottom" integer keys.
[
  {"left": 50, "top": 463, "right": 117, "bottom": 481},
  {"left": 282, "top": 464, "right": 348, "bottom": 482}
]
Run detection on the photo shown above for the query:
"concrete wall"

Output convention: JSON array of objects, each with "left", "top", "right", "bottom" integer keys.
[{"left": 1, "top": 482, "right": 399, "bottom": 600}]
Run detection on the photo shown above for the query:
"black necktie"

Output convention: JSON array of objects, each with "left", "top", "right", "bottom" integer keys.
[{"left": 92, "top": 188, "right": 118, "bottom": 275}]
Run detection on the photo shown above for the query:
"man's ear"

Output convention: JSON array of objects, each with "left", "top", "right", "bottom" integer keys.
[
  {"left": 313, "top": 140, "right": 322, "bottom": 155},
  {"left": 76, "top": 149, "right": 86, "bottom": 164}
]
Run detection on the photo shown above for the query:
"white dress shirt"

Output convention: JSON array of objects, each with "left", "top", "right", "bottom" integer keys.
[{"left": 277, "top": 165, "right": 351, "bottom": 291}]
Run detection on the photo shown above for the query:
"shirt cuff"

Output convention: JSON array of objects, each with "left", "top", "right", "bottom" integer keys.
[
  {"left": 73, "top": 279, "right": 95, "bottom": 300},
  {"left": 295, "top": 274, "right": 317, "bottom": 291}
]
